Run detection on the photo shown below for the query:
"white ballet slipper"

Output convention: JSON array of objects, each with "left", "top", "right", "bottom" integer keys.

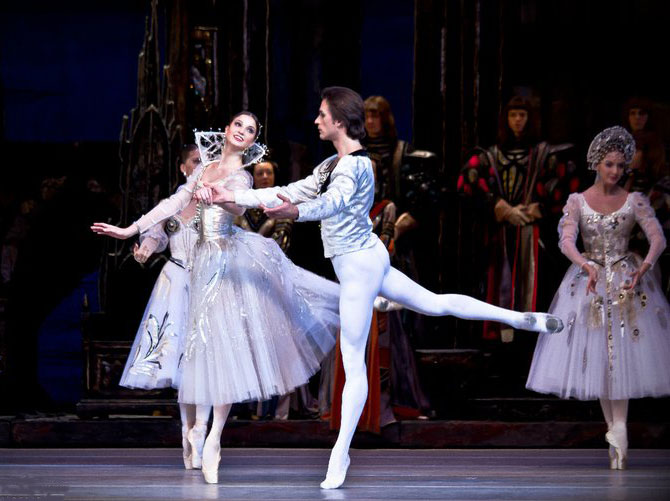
[
  {"left": 202, "top": 440, "right": 221, "bottom": 484},
  {"left": 605, "top": 423, "right": 628, "bottom": 470},
  {"left": 187, "top": 423, "right": 208, "bottom": 470},
  {"left": 182, "top": 425, "right": 193, "bottom": 470},
  {"left": 320, "top": 454, "right": 350, "bottom": 490},
  {"left": 519, "top": 312, "right": 564, "bottom": 334}
]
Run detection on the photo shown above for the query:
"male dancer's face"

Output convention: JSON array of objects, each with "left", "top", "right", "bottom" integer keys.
[{"left": 315, "top": 99, "right": 340, "bottom": 141}]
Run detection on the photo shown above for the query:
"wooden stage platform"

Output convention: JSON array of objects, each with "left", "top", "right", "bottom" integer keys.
[{"left": 1, "top": 448, "right": 669, "bottom": 500}]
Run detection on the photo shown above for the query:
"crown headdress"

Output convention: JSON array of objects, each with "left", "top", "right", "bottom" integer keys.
[
  {"left": 586, "top": 126, "right": 636, "bottom": 171},
  {"left": 194, "top": 130, "right": 268, "bottom": 168}
]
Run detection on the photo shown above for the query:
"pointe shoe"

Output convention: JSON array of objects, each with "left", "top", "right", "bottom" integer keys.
[
  {"left": 182, "top": 426, "right": 193, "bottom": 470},
  {"left": 320, "top": 454, "right": 350, "bottom": 490},
  {"left": 201, "top": 442, "right": 221, "bottom": 484},
  {"left": 605, "top": 424, "right": 628, "bottom": 470},
  {"left": 608, "top": 444, "right": 618, "bottom": 469},
  {"left": 187, "top": 423, "right": 207, "bottom": 470},
  {"left": 520, "top": 312, "right": 564, "bottom": 334}
]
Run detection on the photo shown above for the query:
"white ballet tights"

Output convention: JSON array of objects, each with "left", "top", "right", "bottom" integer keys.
[
  {"left": 180, "top": 403, "right": 212, "bottom": 430},
  {"left": 323, "top": 240, "right": 551, "bottom": 488},
  {"left": 203, "top": 404, "right": 232, "bottom": 462},
  {"left": 179, "top": 403, "right": 195, "bottom": 431}
]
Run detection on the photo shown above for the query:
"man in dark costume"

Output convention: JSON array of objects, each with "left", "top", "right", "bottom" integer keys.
[{"left": 458, "top": 96, "right": 577, "bottom": 342}]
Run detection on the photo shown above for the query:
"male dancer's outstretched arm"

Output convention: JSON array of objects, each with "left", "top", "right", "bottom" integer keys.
[{"left": 209, "top": 158, "right": 359, "bottom": 222}]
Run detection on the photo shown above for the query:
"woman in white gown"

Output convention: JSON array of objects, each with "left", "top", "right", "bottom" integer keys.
[
  {"left": 93, "top": 112, "right": 339, "bottom": 484},
  {"left": 118, "top": 145, "right": 210, "bottom": 471},
  {"left": 526, "top": 126, "right": 670, "bottom": 469}
]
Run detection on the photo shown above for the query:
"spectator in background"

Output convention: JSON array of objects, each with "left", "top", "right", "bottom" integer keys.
[{"left": 622, "top": 97, "right": 667, "bottom": 193}]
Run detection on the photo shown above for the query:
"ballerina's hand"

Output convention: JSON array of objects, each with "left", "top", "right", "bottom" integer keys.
[
  {"left": 194, "top": 186, "right": 213, "bottom": 205},
  {"left": 262, "top": 194, "right": 299, "bottom": 220},
  {"left": 91, "top": 222, "right": 136, "bottom": 240},
  {"left": 583, "top": 263, "right": 598, "bottom": 295},
  {"left": 623, "top": 262, "right": 649, "bottom": 290},
  {"left": 133, "top": 242, "right": 152, "bottom": 264}
]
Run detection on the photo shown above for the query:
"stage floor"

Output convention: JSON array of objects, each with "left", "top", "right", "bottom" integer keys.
[{"left": 1, "top": 448, "right": 669, "bottom": 500}]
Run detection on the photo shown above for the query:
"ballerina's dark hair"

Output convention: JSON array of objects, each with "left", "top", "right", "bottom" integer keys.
[{"left": 179, "top": 143, "right": 198, "bottom": 164}]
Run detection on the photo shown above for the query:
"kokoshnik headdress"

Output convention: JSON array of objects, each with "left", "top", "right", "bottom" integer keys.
[
  {"left": 586, "top": 126, "right": 636, "bottom": 171},
  {"left": 194, "top": 129, "right": 268, "bottom": 168}
]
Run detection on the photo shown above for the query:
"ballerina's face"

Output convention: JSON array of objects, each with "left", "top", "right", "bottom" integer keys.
[
  {"left": 596, "top": 151, "right": 626, "bottom": 186},
  {"left": 225, "top": 114, "right": 258, "bottom": 150}
]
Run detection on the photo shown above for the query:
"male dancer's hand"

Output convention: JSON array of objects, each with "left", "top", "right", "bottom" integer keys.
[
  {"left": 262, "top": 194, "right": 299, "bottom": 220},
  {"left": 205, "top": 184, "right": 234, "bottom": 204}
]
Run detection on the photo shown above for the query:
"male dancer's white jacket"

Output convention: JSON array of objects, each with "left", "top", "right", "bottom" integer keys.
[{"left": 234, "top": 153, "right": 376, "bottom": 257}]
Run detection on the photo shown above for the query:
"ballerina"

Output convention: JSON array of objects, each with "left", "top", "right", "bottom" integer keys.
[
  {"left": 93, "top": 112, "right": 340, "bottom": 484},
  {"left": 204, "top": 87, "right": 565, "bottom": 489},
  {"left": 526, "top": 126, "right": 670, "bottom": 469}
]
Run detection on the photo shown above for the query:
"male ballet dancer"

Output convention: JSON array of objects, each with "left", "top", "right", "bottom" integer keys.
[{"left": 197, "top": 86, "right": 564, "bottom": 489}]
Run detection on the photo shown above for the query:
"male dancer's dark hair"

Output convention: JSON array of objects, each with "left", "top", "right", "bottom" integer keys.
[{"left": 321, "top": 87, "right": 366, "bottom": 141}]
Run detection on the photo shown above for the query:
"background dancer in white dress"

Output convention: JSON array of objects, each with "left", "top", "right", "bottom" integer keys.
[
  {"left": 204, "top": 87, "right": 565, "bottom": 489},
  {"left": 526, "top": 126, "right": 670, "bottom": 470},
  {"left": 118, "top": 144, "right": 211, "bottom": 471},
  {"left": 92, "top": 112, "right": 340, "bottom": 484}
]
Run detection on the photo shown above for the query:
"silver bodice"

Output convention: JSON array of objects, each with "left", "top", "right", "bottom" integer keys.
[
  {"left": 196, "top": 202, "right": 235, "bottom": 241},
  {"left": 579, "top": 196, "right": 636, "bottom": 266}
]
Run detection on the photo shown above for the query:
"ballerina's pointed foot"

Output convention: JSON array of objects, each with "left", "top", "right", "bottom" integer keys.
[
  {"left": 187, "top": 423, "right": 207, "bottom": 470},
  {"left": 520, "top": 313, "right": 564, "bottom": 334},
  {"left": 320, "top": 454, "right": 350, "bottom": 490},
  {"left": 202, "top": 440, "right": 221, "bottom": 484},
  {"left": 606, "top": 424, "right": 628, "bottom": 470},
  {"left": 182, "top": 426, "right": 193, "bottom": 470}
]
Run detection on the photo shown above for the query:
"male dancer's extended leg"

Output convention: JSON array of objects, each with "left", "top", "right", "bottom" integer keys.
[
  {"left": 321, "top": 246, "right": 387, "bottom": 489},
  {"left": 321, "top": 240, "right": 563, "bottom": 490},
  {"left": 379, "top": 263, "right": 563, "bottom": 333}
]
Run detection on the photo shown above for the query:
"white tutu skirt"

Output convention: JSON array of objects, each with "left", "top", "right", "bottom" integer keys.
[
  {"left": 527, "top": 254, "right": 670, "bottom": 400},
  {"left": 178, "top": 228, "right": 339, "bottom": 406},
  {"left": 120, "top": 261, "right": 189, "bottom": 390}
]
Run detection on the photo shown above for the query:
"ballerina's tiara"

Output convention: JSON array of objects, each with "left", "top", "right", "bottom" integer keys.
[
  {"left": 586, "top": 126, "right": 636, "bottom": 171},
  {"left": 194, "top": 130, "right": 268, "bottom": 168}
]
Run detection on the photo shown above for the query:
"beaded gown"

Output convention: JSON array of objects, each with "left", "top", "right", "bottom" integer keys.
[{"left": 526, "top": 192, "right": 670, "bottom": 400}]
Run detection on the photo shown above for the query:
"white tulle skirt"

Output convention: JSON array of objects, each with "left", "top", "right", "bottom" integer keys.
[
  {"left": 178, "top": 228, "right": 339, "bottom": 406},
  {"left": 120, "top": 261, "right": 189, "bottom": 390},
  {"left": 526, "top": 253, "right": 670, "bottom": 400}
]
